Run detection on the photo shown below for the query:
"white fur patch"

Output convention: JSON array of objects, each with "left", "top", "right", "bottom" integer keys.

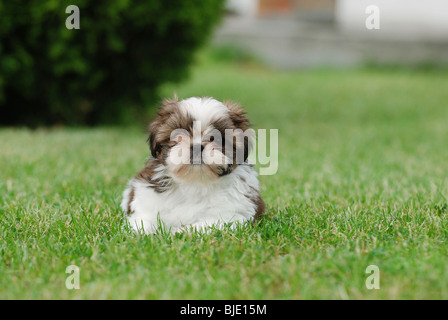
[
  {"left": 178, "top": 97, "right": 229, "bottom": 128},
  {"left": 121, "top": 164, "right": 260, "bottom": 234}
]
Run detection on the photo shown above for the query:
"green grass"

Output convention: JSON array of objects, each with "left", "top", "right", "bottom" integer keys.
[{"left": 1, "top": 50, "right": 448, "bottom": 299}]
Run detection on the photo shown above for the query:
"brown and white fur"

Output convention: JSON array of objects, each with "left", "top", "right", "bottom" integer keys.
[{"left": 120, "top": 96, "right": 265, "bottom": 234}]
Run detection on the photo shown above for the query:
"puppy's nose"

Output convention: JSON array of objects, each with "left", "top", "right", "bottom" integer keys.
[{"left": 191, "top": 144, "right": 204, "bottom": 164}]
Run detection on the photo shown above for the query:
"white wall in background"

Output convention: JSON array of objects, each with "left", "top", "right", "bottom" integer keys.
[
  {"left": 336, "top": 0, "right": 448, "bottom": 40},
  {"left": 226, "top": 0, "right": 259, "bottom": 18}
]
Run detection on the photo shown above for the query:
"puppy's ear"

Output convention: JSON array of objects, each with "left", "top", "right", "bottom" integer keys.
[
  {"left": 223, "top": 100, "right": 253, "bottom": 163},
  {"left": 148, "top": 129, "right": 162, "bottom": 158},
  {"left": 148, "top": 95, "right": 179, "bottom": 158},
  {"left": 223, "top": 100, "right": 250, "bottom": 131}
]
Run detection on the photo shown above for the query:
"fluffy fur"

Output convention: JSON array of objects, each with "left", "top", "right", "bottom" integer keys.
[{"left": 120, "top": 96, "right": 265, "bottom": 234}]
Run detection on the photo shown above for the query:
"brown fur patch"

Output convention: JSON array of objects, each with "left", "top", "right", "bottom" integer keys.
[
  {"left": 252, "top": 193, "right": 266, "bottom": 221},
  {"left": 223, "top": 100, "right": 251, "bottom": 132},
  {"left": 127, "top": 188, "right": 135, "bottom": 216},
  {"left": 135, "top": 158, "right": 172, "bottom": 193},
  {"left": 148, "top": 97, "right": 194, "bottom": 161},
  {"left": 223, "top": 101, "right": 253, "bottom": 165},
  {"left": 244, "top": 182, "right": 266, "bottom": 222}
]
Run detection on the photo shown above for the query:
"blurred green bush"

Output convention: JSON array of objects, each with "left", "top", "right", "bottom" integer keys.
[{"left": 0, "top": 0, "right": 224, "bottom": 126}]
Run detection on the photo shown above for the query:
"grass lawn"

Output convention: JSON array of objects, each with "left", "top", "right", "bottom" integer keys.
[{"left": 1, "top": 50, "right": 448, "bottom": 299}]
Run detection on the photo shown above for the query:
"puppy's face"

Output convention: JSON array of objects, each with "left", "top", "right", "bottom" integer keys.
[{"left": 148, "top": 97, "right": 252, "bottom": 183}]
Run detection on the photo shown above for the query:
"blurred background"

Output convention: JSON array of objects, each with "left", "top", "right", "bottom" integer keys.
[
  {"left": 1, "top": 0, "right": 447, "bottom": 127},
  {"left": 219, "top": 0, "right": 448, "bottom": 68}
]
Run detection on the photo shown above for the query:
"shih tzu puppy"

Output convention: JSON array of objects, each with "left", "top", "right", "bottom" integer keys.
[{"left": 120, "top": 96, "right": 265, "bottom": 234}]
